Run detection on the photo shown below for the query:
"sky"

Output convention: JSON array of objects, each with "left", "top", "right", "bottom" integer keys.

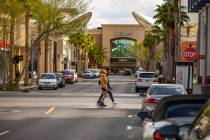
[{"left": 87, "top": 0, "right": 164, "bottom": 28}]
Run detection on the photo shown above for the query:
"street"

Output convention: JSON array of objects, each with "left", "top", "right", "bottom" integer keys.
[{"left": 0, "top": 75, "right": 143, "bottom": 140}]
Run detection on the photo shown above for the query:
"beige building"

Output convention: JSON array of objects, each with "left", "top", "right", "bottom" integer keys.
[{"left": 88, "top": 24, "right": 146, "bottom": 73}]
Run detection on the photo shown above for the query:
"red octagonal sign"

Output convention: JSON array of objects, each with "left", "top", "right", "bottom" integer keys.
[{"left": 183, "top": 47, "right": 198, "bottom": 61}]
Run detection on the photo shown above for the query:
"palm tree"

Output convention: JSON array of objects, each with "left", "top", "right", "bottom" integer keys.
[
  {"left": 154, "top": 2, "right": 189, "bottom": 81},
  {"left": 143, "top": 25, "right": 163, "bottom": 71},
  {"left": 0, "top": 0, "right": 25, "bottom": 89},
  {"left": 69, "top": 32, "right": 96, "bottom": 72},
  {"left": 88, "top": 45, "right": 107, "bottom": 68}
]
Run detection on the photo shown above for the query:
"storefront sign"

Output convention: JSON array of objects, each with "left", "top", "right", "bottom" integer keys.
[{"left": 114, "top": 31, "right": 133, "bottom": 37}]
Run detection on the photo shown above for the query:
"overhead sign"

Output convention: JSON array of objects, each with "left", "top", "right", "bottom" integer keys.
[
  {"left": 114, "top": 31, "right": 133, "bottom": 37},
  {"left": 183, "top": 47, "right": 198, "bottom": 61}
]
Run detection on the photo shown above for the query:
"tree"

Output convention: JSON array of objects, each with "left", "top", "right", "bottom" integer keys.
[
  {"left": 154, "top": 2, "right": 189, "bottom": 81},
  {"left": 0, "top": 0, "right": 90, "bottom": 90},
  {"left": 69, "top": 32, "right": 96, "bottom": 72},
  {"left": 130, "top": 43, "right": 150, "bottom": 70},
  {"left": 143, "top": 25, "right": 163, "bottom": 71},
  {"left": 88, "top": 45, "right": 107, "bottom": 68},
  {"left": 0, "top": 0, "right": 25, "bottom": 89}
]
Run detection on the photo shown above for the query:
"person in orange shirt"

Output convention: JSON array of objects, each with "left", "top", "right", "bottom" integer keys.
[{"left": 97, "top": 69, "right": 117, "bottom": 107}]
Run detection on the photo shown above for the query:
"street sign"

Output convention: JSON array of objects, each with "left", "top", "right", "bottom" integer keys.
[{"left": 183, "top": 47, "right": 198, "bottom": 61}]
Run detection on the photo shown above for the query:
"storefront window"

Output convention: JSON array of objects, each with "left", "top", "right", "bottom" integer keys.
[{"left": 111, "top": 38, "right": 136, "bottom": 57}]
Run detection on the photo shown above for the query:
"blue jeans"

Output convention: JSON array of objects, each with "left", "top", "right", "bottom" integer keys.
[{"left": 97, "top": 87, "right": 115, "bottom": 103}]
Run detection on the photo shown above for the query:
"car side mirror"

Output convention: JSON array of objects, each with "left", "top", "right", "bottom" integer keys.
[{"left": 137, "top": 111, "right": 149, "bottom": 120}]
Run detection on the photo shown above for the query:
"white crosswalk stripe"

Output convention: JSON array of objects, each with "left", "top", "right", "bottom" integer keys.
[{"left": 0, "top": 93, "right": 143, "bottom": 109}]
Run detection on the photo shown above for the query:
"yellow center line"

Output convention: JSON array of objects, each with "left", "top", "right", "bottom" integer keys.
[{"left": 45, "top": 107, "right": 55, "bottom": 115}]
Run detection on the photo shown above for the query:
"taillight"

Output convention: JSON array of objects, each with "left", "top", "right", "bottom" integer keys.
[
  {"left": 137, "top": 79, "right": 143, "bottom": 82},
  {"left": 146, "top": 98, "right": 157, "bottom": 104},
  {"left": 154, "top": 131, "right": 164, "bottom": 140}
]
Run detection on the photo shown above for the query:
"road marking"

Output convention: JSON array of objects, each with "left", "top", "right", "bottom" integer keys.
[
  {"left": 0, "top": 130, "right": 10, "bottom": 136},
  {"left": 126, "top": 125, "right": 141, "bottom": 131},
  {"left": 127, "top": 126, "right": 132, "bottom": 130},
  {"left": 128, "top": 115, "right": 137, "bottom": 117},
  {"left": 45, "top": 107, "right": 55, "bottom": 115}
]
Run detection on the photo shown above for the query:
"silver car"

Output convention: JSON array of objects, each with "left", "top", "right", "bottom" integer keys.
[
  {"left": 142, "top": 84, "right": 187, "bottom": 114},
  {"left": 135, "top": 72, "right": 157, "bottom": 92},
  {"left": 82, "top": 70, "right": 94, "bottom": 79},
  {"left": 38, "top": 73, "right": 58, "bottom": 90}
]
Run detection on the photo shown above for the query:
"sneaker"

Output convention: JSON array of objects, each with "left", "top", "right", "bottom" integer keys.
[
  {"left": 97, "top": 101, "right": 106, "bottom": 107},
  {"left": 101, "top": 102, "right": 107, "bottom": 107},
  {"left": 113, "top": 101, "right": 117, "bottom": 105}
]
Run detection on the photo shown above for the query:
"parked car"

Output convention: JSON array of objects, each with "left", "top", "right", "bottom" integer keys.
[
  {"left": 82, "top": 70, "right": 94, "bottom": 79},
  {"left": 93, "top": 69, "right": 100, "bottom": 78},
  {"left": 135, "top": 71, "right": 157, "bottom": 92},
  {"left": 141, "top": 84, "right": 187, "bottom": 114},
  {"left": 60, "top": 70, "right": 74, "bottom": 84},
  {"left": 186, "top": 99, "right": 210, "bottom": 140},
  {"left": 69, "top": 69, "right": 78, "bottom": 83},
  {"left": 87, "top": 69, "right": 96, "bottom": 78},
  {"left": 138, "top": 95, "right": 210, "bottom": 140},
  {"left": 53, "top": 72, "right": 65, "bottom": 88},
  {"left": 153, "top": 98, "right": 210, "bottom": 140},
  {"left": 38, "top": 73, "right": 58, "bottom": 90}
]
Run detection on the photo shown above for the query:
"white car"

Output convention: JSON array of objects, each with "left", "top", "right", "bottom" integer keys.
[
  {"left": 93, "top": 69, "right": 100, "bottom": 78},
  {"left": 38, "top": 73, "right": 58, "bottom": 90},
  {"left": 82, "top": 70, "right": 94, "bottom": 79},
  {"left": 135, "top": 71, "right": 157, "bottom": 92}
]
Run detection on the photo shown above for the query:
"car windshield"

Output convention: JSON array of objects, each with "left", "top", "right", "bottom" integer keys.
[
  {"left": 149, "top": 86, "right": 185, "bottom": 95},
  {"left": 84, "top": 71, "right": 91, "bottom": 73},
  {"left": 165, "top": 104, "right": 204, "bottom": 118},
  {"left": 139, "top": 73, "right": 155, "bottom": 78},
  {"left": 40, "top": 74, "right": 55, "bottom": 79}
]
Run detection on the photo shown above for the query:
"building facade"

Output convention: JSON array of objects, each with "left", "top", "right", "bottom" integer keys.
[
  {"left": 88, "top": 24, "right": 145, "bottom": 73},
  {"left": 189, "top": 0, "right": 210, "bottom": 84}
]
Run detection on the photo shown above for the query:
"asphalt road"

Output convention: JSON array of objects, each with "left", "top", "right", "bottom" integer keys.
[{"left": 0, "top": 75, "right": 144, "bottom": 140}]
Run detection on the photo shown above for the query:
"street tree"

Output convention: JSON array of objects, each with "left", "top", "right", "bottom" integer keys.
[
  {"left": 130, "top": 43, "right": 150, "bottom": 70},
  {"left": 88, "top": 45, "right": 107, "bottom": 68},
  {"left": 154, "top": 1, "right": 189, "bottom": 81},
  {"left": 0, "top": 0, "right": 90, "bottom": 90},
  {"left": 143, "top": 25, "right": 163, "bottom": 71}
]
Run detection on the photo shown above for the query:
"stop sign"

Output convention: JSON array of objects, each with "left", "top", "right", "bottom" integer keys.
[{"left": 183, "top": 47, "right": 198, "bottom": 61}]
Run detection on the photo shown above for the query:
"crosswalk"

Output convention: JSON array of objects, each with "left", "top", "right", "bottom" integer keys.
[{"left": 0, "top": 93, "right": 143, "bottom": 109}]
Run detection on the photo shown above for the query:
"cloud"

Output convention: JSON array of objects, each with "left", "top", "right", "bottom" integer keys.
[{"left": 87, "top": 0, "right": 164, "bottom": 28}]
